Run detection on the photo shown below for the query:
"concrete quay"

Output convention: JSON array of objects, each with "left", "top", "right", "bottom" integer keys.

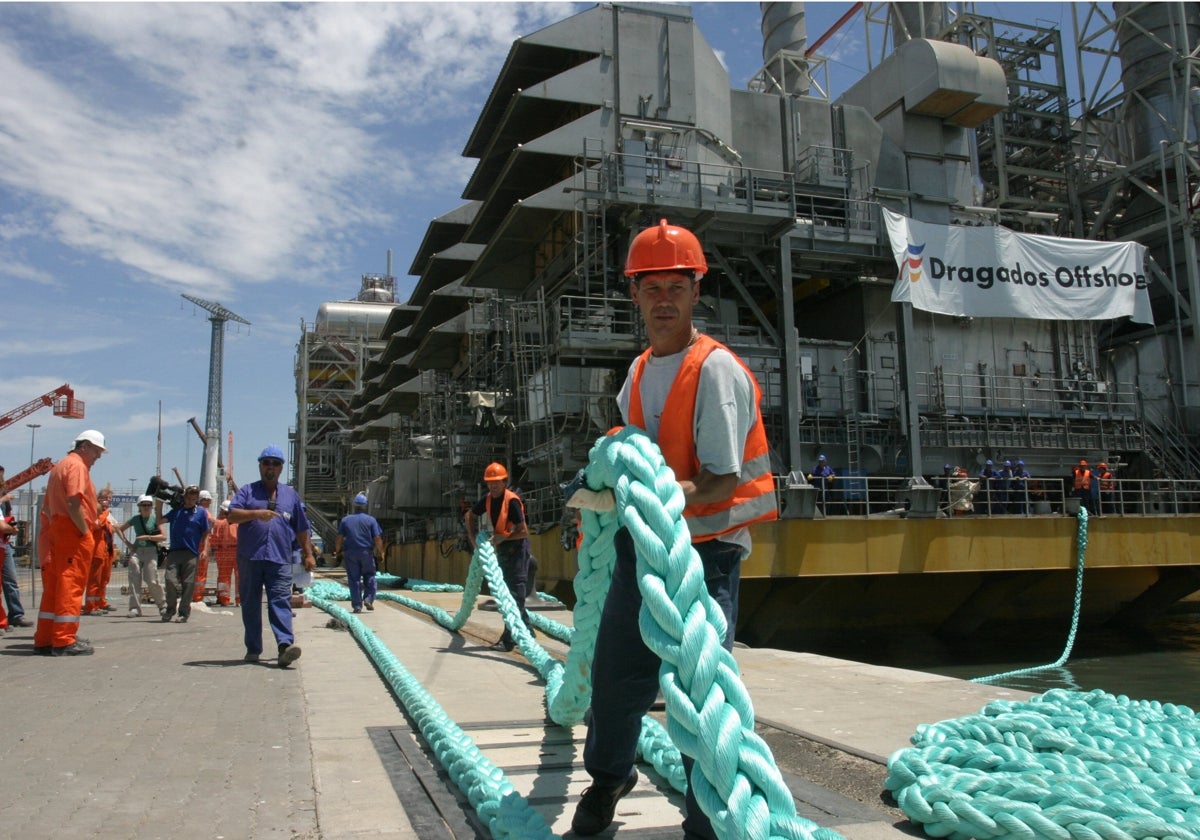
[{"left": 0, "top": 569, "right": 1031, "bottom": 839}]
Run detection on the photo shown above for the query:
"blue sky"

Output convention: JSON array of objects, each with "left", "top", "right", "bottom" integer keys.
[{"left": 0, "top": 1, "right": 1078, "bottom": 508}]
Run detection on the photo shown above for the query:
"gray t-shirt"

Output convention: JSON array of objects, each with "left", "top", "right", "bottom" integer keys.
[{"left": 617, "top": 343, "right": 756, "bottom": 556}]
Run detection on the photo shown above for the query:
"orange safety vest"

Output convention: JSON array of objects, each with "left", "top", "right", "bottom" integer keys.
[
  {"left": 485, "top": 489, "right": 525, "bottom": 539},
  {"left": 1073, "top": 467, "right": 1091, "bottom": 490},
  {"left": 1098, "top": 471, "right": 1115, "bottom": 492},
  {"left": 92, "top": 509, "right": 114, "bottom": 560},
  {"left": 628, "top": 334, "right": 778, "bottom": 542},
  {"left": 210, "top": 518, "right": 238, "bottom": 558}
]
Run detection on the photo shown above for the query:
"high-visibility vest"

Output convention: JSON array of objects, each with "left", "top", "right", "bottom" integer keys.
[
  {"left": 628, "top": 334, "right": 777, "bottom": 542},
  {"left": 485, "top": 489, "right": 525, "bottom": 539},
  {"left": 1073, "top": 467, "right": 1091, "bottom": 490},
  {"left": 1099, "top": 471, "right": 1115, "bottom": 492}
]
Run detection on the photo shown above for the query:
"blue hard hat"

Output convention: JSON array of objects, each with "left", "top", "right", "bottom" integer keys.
[
  {"left": 943, "top": 464, "right": 952, "bottom": 471},
  {"left": 354, "top": 493, "right": 368, "bottom": 505},
  {"left": 1017, "top": 460, "right": 1024, "bottom": 466},
  {"left": 1004, "top": 459, "right": 1012, "bottom": 466},
  {"left": 818, "top": 454, "right": 827, "bottom": 461},
  {"left": 258, "top": 445, "right": 285, "bottom": 462},
  {"left": 985, "top": 459, "right": 993, "bottom": 465}
]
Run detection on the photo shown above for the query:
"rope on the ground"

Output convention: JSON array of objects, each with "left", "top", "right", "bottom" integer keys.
[
  {"left": 884, "top": 688, "right": 1200, "bottom": 840},
  {"left": 970, "top": 506, "right": 1089, "bottom": 685},
  {"left": 306, "top": 589, "right": 554, "bottom": 840}
]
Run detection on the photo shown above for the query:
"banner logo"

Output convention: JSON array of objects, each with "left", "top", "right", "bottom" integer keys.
[{"left": 906, "top": 242, "right": 925, "bottom": 282}]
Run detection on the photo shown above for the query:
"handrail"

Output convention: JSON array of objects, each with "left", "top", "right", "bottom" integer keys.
[{"left": 773, "top": 474, "right": 1200, "bottom": 517}]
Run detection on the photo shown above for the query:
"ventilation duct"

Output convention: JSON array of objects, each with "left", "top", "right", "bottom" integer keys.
[
  {"left": 760, "top": 2, "right": 810, "bottom": 95},
  {"left": 1114, "top": 1, "right": 1200, "bottom": 161}
]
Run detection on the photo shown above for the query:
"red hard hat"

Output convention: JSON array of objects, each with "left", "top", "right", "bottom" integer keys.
[
  {"left": 1079, "top": 459, "right": 1088, "bottom": 466},
  {"left": 483, "top": 462, "right": 508, "bottom": 481},
  {"left": 624, "top": 219, "right": 707, "bottom": 278}
]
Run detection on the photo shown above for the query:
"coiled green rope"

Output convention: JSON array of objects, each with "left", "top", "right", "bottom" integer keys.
[
  {"left": 888, "top": 505, "right": 1200, "bottom": 839},
  {"left": 885, "top": 688, "right": 1200, "bottom": 839},
  {"left": 310, "top": 425, "right": 844, "bottom": 840}
]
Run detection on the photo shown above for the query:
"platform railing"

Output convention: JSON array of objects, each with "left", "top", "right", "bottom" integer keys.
[{"left": 772, "top": 475, "right": 1200, "bottom": 517}]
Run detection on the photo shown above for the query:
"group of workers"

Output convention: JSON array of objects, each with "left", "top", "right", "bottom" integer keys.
[
  {"left": 951, "top": 459, "right": 1036, "bottom": 515},
  {"left": 25, "top": 433, "right": 317, "bottom": 668},
  {"left": 1072, "top": 459, "right": 1117, "bottom": 515}
]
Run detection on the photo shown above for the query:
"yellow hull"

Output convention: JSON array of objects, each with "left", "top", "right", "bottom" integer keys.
[{"left": 383, "top": 514, "right": 1200, "bottom": 646}]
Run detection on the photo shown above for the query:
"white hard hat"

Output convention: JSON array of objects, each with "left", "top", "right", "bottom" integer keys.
[
  {"left": 198, "top": 490, "right": 213, "bottom": 501},
  {"left": 219, "top": 500, "right": 230, "bottom": 512},
  {"left": 75, "top": 429, "right": 107, "bottom": 451},
  {"left": 137, "top": 495, "right": 153, "bottom": 505}
]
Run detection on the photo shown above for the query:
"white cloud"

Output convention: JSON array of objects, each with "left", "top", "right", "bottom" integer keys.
[{"left": 0, "top": 3, "right": 575, "bottom": 295}]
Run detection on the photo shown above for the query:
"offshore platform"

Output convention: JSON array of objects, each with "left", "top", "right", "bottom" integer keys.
[{"left": 293, "top": 3, "right": 1200, "bottom": 641}]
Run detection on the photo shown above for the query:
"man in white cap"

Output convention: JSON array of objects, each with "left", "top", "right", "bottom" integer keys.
[
  {"left": 211, "top": 499, "right": 239, "bottom": 606},
  {"left": 192, "top": 489, "right": 215, "bottom": 604},
  {"left": 117, "top": 494, "right": 167, "bottom": 618},
  {"left": 33, "top": 429, "right": 106, "bottom": 655}
]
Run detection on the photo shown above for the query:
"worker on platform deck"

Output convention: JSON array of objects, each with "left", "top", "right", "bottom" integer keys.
[
  {"left": 1073, "top": 459, "right": 1093, "bottom": 514},
  {"left": 1009, "top": 460, "right": 1032, "bottom": 515},
  {"left": 807, "top": 454, "right": 835, "bottom": 515},
  {"left": 1096, "top": 461, "right": 1116, "bottom": 516}
]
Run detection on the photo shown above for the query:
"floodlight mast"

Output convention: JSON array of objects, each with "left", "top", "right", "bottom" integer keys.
[{"left": 182, "top": 294, "right": 250, "bottom": 501}]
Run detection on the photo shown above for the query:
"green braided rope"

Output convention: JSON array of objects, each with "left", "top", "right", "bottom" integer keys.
[
  {"left": 890, "top": 506, "right": 1200, "bottom": 839},
  {"left": 971, "top": 506, "right": 1089, "bottom": 685},
  {"left": 584, "top": 426, "right": 845, "bottom": 840},
  {"left": 306, "top": 589, "right": 555, "bottom": 839},
  {"left": 885, "top": 688, "right": 1200, "bottom": 840}
]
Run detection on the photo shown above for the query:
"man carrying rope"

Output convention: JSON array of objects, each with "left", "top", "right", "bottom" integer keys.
[{"left": 568, "top": 219, "right": 778, "bottom": 838}]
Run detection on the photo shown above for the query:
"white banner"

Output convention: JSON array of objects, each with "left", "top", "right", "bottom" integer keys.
[{"left": 884, "top": 208, "right": 1153, "bottom": 324}]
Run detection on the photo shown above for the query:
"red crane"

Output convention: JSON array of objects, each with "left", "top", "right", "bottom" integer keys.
[
  {"left": 0, "top": 384, "right": 85, "bottom": 432},
  {"left": 3, "top": 458, "right": 54, "bottom": 494}
]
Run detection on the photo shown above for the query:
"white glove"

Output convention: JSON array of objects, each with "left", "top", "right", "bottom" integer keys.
[{"left": 566, "top": 487, "right": 615, "bottom": 512}]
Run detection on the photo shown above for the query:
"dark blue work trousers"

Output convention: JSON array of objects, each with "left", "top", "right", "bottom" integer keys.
[
  {"left": 584, "top": 526, "right": 742, "bottom": 840},
  {"left": 238, "top": 558, "right": 294, "bottom": 655},
  {"left": 344, "top": 553, "right": 377, "bottom": 610},
  {"left": 496, "top": 547, "right": 532, "bottom": 647}
]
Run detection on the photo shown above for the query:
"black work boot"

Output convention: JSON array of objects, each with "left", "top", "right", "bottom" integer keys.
[{"left": 571, "top": 770, "right": 638, "bottom": 835}]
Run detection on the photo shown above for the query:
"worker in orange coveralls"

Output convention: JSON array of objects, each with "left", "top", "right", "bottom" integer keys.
[
  {"left": 34, "top": 429, "right": 106, "bottom": 656},
  {"left": 83, "top": 487, "right": 118, "bottom": 614},
  {"left": 192, "top": 490, "right": 216, "bottom": 602},
  {"left": 211, "top": 500, "right": 239, "bottom": 606}
]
